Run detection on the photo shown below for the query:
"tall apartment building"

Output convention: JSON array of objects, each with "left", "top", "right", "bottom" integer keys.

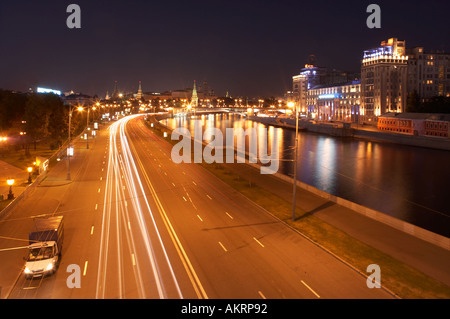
[
  {"left": 361, "top": 38, "right": 408, "bottom": 122},
  {"left": 407, "top": 47, "right": 450, "bottom": 102}
]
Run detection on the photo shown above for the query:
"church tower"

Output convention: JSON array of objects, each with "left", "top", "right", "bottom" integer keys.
[
  {"left": 137, "top": 81, "right": 143, "bottom": 100},
  {"left": 191, "top": 80, "right": 199, "bottom": 108}
]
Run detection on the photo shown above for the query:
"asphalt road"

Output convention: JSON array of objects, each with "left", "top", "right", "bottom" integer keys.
[{"left": 0, "top": 114, "right": 395, "bottom": 299}]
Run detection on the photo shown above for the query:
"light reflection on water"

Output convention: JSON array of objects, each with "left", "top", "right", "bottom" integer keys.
[{"left": 161, "top": 113, "right": 450, "bottom": 237}]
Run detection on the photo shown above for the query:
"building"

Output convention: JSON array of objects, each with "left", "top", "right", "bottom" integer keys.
[
  {"left": 407, "top": 47, "right": 450, "bottom": 102},
  {"left": 307, "top": 80, "right": 361, "bottom": 122},
  {"left": 136, "top": 81, "right": 143, "bottom": 100},
  {"left": 378, "top": 112, "right": 450, "bottom": 138},
  {"left": 361, "top": 38, "right": 409, "bottom": 122},
  {"left": 292, "top": 55, "right": 358, "bottom": 115}
]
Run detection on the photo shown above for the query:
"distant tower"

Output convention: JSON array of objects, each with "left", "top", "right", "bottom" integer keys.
[
  {"left": 137, "top": 81, "right": 143, "bottom": 99},
  {"left": 202, "top": 81, "right": 208, "bottom": 97},
  {"left": 105, "top": 91, "right": 110, "bottom": 100},
  {"left": 191, "top": 80, "right": 198, "bottom": 108},
  {"left": 112, "top": 81, "right": 119, "bottom": 99}
]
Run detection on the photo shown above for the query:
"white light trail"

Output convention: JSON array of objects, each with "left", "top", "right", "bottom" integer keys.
[{"left": 96, "top": 115, "right": 183, "bottom": 299}]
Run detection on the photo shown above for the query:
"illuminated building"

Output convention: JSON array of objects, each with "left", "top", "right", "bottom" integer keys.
[
  {"left": 293, "top": 55, "right": 357, "bottom": 115},
  {"left": 406, "top": 47, "right": 450, "bottom": 102},
  {"left": 361, "top": 38, "right": 408, "bottom": 122},
  {"left": 191, "top": 80, "right": 199, "bottom": 108},
  {"left": 307, "top": 80, "right": 361, "bottom": 122},
  {"left": 378, "top": 112, "right": 450, "bottom": 138},
  {"left": 136, "top": 81, "right": 143, "bottom": 100}
]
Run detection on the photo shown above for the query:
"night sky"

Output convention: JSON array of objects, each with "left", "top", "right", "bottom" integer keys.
[{"left": 1, "top": 0, "right": 449, "bottom": 98}]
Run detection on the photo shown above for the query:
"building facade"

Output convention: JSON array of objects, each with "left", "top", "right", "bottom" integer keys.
[
  {"left": 307, "top": 80, "right": 361, "bottom": 122},
  {"left": 377, "top": 112, "right": 450, "bottom": 138},
  {"left": 361, "top": 38, "right": 408, "bottom": 122},
  {"left": 407, "top": 47, "right": 450, "bottom": 102}
]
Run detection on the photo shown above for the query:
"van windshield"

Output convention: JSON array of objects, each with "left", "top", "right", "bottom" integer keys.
[{"left": 28, "top": 246, "right": 54, "bottom": 261}]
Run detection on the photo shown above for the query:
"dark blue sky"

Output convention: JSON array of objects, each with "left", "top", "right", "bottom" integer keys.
[{"left": 0, "top": 0, "right": 449, "bottom": 97}]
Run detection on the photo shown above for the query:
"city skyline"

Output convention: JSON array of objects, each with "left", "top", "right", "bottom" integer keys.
[{"left": 1, "top": 0, "right": 449, "bottom": 97}]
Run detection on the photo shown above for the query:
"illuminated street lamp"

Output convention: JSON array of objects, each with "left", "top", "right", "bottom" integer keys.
[
  {"left": 27, "top": 167, "right": 33, "bottom": 184},
  {"left": 7, "top": 178, "right": 14, "bottom": 200},
  {"left": 287, "top": 101, "right": 298, "bottom": 221},
  {"left": 67, "top": 105, "right": 84, "bottom": 180}
]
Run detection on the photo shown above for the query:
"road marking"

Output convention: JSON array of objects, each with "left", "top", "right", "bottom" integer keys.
[
  {"left": 197, "top": 215, "right": 203, "bottom": 222},
  {"left": 124, "top": 200, "right": 128, "bottom": 207},
  {"left": 301, "top": 280, "right": 320, "bottom": 298},
  {"left": 253, "top": 237, "right": 265, "bottom": 248},
  {"left": 183, "top": 196, "right": 187, "bottom": 201},
  {"left": 98, "top": 188, "right": 101, "bottom": 193},
  {"left": 83, "top": 261, "right": 88, "bottom": 276},
  {"left": 131, "top": 253, "right": 136, "bottom": 266},
  {"left": 218, "top": 241, "right": 228, "bottom": 252},
  {"left": 172, "top": 182, "right": 176, "bottom": 187},
  {"left": 100, "top": 177, "right": 102, "bottom": 181},
  {"left": 258, "top": 291, "right": 266, "bottom": 299},
  {"left": 225, "top": 212, "right": 234, "bottom": 220},
  {"left": 90, "top": 226, "right": 94, "bottom": 235},
  {"left": 192, "top": 181, "right": 197, "bottom": 186},
  {"left": 206, "top": 194, "right": 212, "bottom": 200},
  {"left": 95, "top": 204, "right": 98, "bottom": 210},
  {"left": 164, "top": 172, "right": 167, "bottom": 176},
  {"left": 128, "top": 221, "right": 131, "bottom": 230}
]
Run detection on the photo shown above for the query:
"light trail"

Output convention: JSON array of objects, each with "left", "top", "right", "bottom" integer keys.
[{"left": 95, "top": 115, "right": 183, "bottom": 299}]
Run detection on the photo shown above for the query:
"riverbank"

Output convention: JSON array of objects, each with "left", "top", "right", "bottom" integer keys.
[
  {"left": 248, "top": 115, "right": 450, "bottom": 151},
  {"left": 150, "top": 114, "right": 450, "bottom": 299}
]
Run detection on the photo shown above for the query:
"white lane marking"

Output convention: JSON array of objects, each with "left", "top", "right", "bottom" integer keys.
[
  {"left": 197, "top": 215, "right": 203, "bottom": 222},
  {"left": 258, "top": 291, "right": 266, "bottom": 299},
  {"left": 83, "top": 261, "right": 88, "bottom": 276},
  {"left": 301, "top": 280, "right": 320, "bottom": 298},
  {"left": 90, "top": 226, "right": 94, "bottom": 235},
  {"left": 206, "top": 194, "right": 212, "bottom": 200},
  {"left": 192, "top": 181, "right": 197, "bottom": 186},
  {"left": 183, "top": 196, "right": 187, "bottom": 201},
  {"left": 131, "top": 253, "right": 136, "bottom": 266},
  {"left": 95, "top": 204, "right": 98, "bottom": 210},
  {"left": 253, "top": 237, "right": 265, "bottom": 248},
  {"left": 225, "top": 212, "right": 233, "bottom": 220},
  {"left": 218, "top": 242, "right": 228, "bottom": 252}
]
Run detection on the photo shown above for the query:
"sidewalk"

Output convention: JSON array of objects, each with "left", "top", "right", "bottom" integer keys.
[
  {"left": 220, "top": 162, "right": 450, "bottom": 287},
  {"left": 0, "top": 161, "right": 29, "bottom": 202}
]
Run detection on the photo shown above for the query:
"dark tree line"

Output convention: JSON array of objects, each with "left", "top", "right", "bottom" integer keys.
[
  {"left": 0, "top": 89, "right": 85, "bottom": 155},
  {"left": 406, "top": 90, "right": 450, "bottom": 114}
]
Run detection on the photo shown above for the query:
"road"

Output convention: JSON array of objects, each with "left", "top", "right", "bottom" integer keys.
[{"left": 0, "top": 114, "right": 394, "bottom": 299}]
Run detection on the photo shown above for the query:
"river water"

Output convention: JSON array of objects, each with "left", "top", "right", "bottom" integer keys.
[{"left": 161, "top": 113, "right": 450, "bottom": 238}]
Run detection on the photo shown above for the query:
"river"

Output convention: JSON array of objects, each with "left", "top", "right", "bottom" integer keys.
[{"left": 160, "top": 113, "right": 450, "bottom": 238}]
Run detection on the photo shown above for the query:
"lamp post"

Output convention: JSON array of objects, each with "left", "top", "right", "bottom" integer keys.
[
  {"left": 7, "top": 178, "right": 14, "bottom": 200},
  {"left": 288, "top": 101, "right": 299, "bottom": 221},
  {"left": 27, "top": 167, "right": 33, "bottom": 184}
]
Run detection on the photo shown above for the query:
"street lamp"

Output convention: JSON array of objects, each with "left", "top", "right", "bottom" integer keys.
[
  {"left": 288, "top": 101, "right": 298, "bottom": 221},
  {"left": 27, "top": 167, "right": 33, "bottom": 184},
  {"left": 67, "top": 105, "right": 84, "bottom": 180},
  {"left": 7, "top": 178, "right": 14, "bottom": 200}
]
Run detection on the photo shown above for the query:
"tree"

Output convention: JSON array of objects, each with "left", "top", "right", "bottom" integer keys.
[
  {"left": 406, "top": 90, "right": 420, "bottom": 113},
  {"left": 24, "top": 94, "right": 50, "bottom": 153}
]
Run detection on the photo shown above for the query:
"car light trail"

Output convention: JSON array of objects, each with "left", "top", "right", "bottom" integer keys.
[{"left": 95, "top": 115, "right": 184, "bottom": 299}]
